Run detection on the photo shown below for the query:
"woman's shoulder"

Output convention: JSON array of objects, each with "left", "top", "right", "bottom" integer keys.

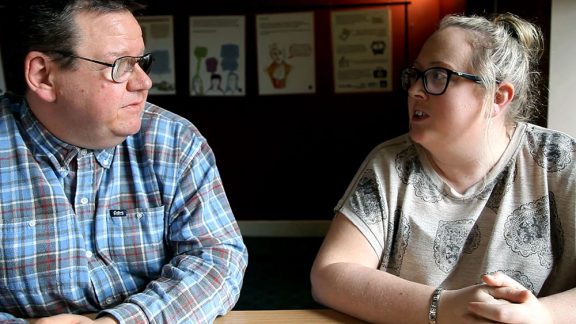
[
  {"left": 520, "top": 122, "right": 576, "bottom": 173},
  {"left": 367, "top": 133, "right": 414, "bottom": 160},
  {"left": 521, "top": 121, "right": 574, "bottom": 139},
  {"left": 350, "top": 133, "right": 416, "bottom": 177}
]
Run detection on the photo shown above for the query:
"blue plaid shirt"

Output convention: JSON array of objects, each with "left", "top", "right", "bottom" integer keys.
[{"left": 0, "top": 94, "right": 248, "bottom": 323}]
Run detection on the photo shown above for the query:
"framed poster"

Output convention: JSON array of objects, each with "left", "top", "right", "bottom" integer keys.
[
  {"left": 331, "top": 8, "right": 392, "bottom": 93},
  {"left": 256, "top": 12, "right": 316, "bottom": 95},
  {"left": 189, "top": 16, "right": 246, "bottom": 96},
  {"left": 137, "top": 15, "right": 176, "bottom": 95}
]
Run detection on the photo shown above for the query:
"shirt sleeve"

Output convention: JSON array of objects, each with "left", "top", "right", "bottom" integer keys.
[
  {"left": 100, "top": 134, "right": 248, "bottom": 323},
  {"left": 335, "top": 143, "right": 391, "bottom": 256},
  {"left": 0, "top": 312, "right": 27, "bottom": 324}
]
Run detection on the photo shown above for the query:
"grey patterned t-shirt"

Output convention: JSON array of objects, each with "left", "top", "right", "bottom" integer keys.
[{"left": 336, "top": 122, "right": 576, "bottom": 296}]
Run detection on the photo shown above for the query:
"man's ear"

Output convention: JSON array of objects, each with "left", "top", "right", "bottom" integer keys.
[
  {"left": 24, "top": 51, "right": 58, "bottom": 102},
  {"left": 492, "top": 81, "right": 514, "bottom": 117}
]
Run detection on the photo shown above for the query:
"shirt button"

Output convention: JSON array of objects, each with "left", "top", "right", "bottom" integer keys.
[
  {"left": 85, "top": 251, "right": 93, "bottom": 258},
  {"left": 136, "top": 212, "right": 144, "bottom": 219},
  {"left": 80, "top": 149, "right": 88, "bottom": 156},
  {"left": 28, "top": 220, "right": 36, "bottom": 227},
  {"left": 105, "top": 297, "right": 115, "bottom": 305},
  {"left": 80, "top": 197, "right": 89, "bottom": 205}
]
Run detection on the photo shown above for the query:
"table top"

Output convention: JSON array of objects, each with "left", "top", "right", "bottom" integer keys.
[
  {"left": 215, "top": 309, "right": 365, "bottom": 323},
  {"left": 27, "top": 309, "right": 363, "bottom": 323}
]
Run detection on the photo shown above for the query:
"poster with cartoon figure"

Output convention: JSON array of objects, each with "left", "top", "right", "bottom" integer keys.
[
  {"left": 189, "top": 16, "right": 245, "bottom": 97},
  {"left": 256, "top": 12, "right": 316, "bottom": 95},
  {"left": 331, "top": 8, "right": 392, "bottom": 93},
  {"left": 0, "top": 49, "right": 6, "bottom": 95},
  {"left": 137, "top": 15, "right": 176, "bottom": 95}
]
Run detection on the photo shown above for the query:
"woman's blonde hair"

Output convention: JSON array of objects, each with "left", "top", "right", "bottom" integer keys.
[{"left": 439, "top": 13, "right": 544, "bottom": 125}]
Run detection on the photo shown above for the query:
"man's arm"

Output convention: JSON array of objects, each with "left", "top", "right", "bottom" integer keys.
[
  {"left": 0, "top": 312, "right": 27, "bottom": 324},
  {"left": 100, "top": 138, "right": 248, "bottom": 323}
]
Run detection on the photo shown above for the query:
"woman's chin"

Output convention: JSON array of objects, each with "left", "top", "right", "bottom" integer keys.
[{"left": 408, "top": 129, "right": 425, "bottom": 144}]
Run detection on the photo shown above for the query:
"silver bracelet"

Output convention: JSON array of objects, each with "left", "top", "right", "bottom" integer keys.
[{"left": 428, "top": 287, "right": 443, "bottom": 324}]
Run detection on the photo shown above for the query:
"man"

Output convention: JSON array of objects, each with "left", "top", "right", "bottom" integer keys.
[{"left": 0, "top": 1, "right": 247, "bottom": 323}]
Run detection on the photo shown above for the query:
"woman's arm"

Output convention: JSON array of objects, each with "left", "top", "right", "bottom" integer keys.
[
  {"left": 311, "top": 213, "right": 529, "bottom": 324},
  {"left": 311, "top": 213, "right": 435, "bottom": 323}
]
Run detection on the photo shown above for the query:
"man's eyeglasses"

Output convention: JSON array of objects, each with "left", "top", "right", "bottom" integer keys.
[
  {"left": 54, "top": 52, "right": 153, "bottom": 83},
  {"left": 400, "top": 67, "right": 483, "bottom": 95}
]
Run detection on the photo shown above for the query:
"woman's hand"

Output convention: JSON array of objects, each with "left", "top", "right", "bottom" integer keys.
[
  {"left": 465, "top": 272, "right": 553, "bottom": 324},
  {"left": 437, "top": 280, "right": 505, "bottom": 323}
]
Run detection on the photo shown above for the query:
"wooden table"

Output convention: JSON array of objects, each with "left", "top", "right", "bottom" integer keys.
[
  {"left": 27, "top": 309, "right": 364, "bottom": 323},
  {"left": 215, "top": 309, "right": 365, "bottom": 323}
]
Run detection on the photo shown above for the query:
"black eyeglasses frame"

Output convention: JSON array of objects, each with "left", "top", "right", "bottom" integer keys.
[{"left": 401, "top": 66, "right": 485, "bottom": 96}]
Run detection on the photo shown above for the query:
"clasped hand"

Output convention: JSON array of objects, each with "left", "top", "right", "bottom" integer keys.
[{"left": 438, "top": 272, "right": 553, "bottom": 324}]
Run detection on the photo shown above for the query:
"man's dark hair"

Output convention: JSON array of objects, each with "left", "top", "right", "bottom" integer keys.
[{"left": 0, "top": 0, "right": 145, "bottom": 93}]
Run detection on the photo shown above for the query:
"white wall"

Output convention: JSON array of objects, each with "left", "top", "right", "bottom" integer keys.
[{"left": 548, "top": 0, "right": 576, "bottom": 137}]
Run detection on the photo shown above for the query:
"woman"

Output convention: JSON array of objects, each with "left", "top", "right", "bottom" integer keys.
[{"left": 311, "top": 13, "right": 576, "bottom": 324}]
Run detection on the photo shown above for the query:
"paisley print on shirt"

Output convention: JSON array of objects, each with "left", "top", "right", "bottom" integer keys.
[
  {"left": 486, "top": 270, "right": 536, "bottom": 295},
  {"left": 381, "top": 208, "right": 410, "bottom": 275},
  {"left": 527, "top": 127, "right": 576, "bottom": 172},
  {"left": 349, "top": 169, "right": 384, "bottom": 224},
  {"left": 484, "top": 162, "right": 516, "bottom": 211},
  {"left": 433, "top": 219, "right": 481, "bottom": 273},
  {"left": 395, "top": 146, "right": 443, "bottom": 203},
  {"left": 504, "top": 193, "right": 563, "bottom": 269}
]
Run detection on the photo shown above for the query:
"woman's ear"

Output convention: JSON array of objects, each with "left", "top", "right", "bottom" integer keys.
[
  {"left": 24, "top": 51, "right": 58, "bottom": 102},
  {"left": 492, "top": 81, "right": 514, "bottom": 117}
]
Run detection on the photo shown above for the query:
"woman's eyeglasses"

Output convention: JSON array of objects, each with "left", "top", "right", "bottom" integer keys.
[
  {"left": 53, "top": 51, "right": 154, "bottom": 83},
  {"left": 400, "top": 67, "right": 483, "bottom": 95}
]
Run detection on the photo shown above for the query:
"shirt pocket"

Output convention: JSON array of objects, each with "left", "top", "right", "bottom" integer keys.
[{"left": 102, "top": 206, "right": 166, "bottom": 277}]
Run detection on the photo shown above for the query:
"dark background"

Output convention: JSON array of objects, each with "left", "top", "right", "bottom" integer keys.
[{"left": 0, "top": 0, "right": 551, "bottom": 221}]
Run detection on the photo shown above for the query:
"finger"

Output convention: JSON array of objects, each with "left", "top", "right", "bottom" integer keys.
[
  {"left": 465, "top": 310, "right": 502, "bottom": 324},
  {"left": 489, "top": 286, "right": 532, "bottom": 303},
  {"left": 468, "top": 301, "right": 527, "bottom": 323},
  {"left": 482, "top": 272, "right": 525, "bottom": 290}
]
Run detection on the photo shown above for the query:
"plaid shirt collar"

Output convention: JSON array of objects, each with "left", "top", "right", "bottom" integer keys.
[{"left": 18, "top": 99, "right": 115, "bottom": 170}]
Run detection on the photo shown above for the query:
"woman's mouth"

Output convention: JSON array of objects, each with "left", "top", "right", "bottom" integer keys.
[{"left": 413, "top": 110, "right": 427, "bottom": 120}]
